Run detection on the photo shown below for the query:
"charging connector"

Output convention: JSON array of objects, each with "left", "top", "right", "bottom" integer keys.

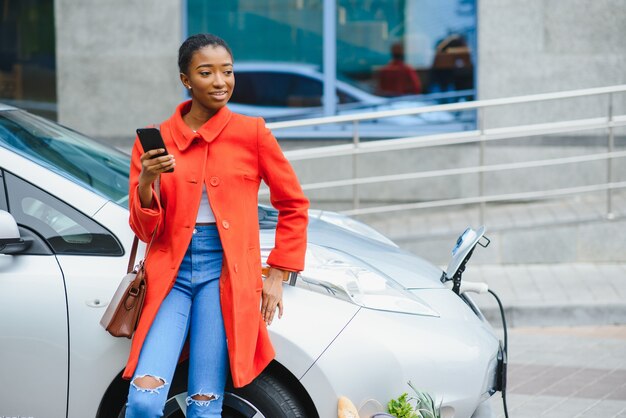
[{"left": 444, "top": 280, "right": 489, "bottom": 294}]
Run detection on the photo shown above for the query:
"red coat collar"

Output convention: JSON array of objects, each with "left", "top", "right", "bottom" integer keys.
[{"left": 170, "top": 100, "right": 233, "bottom": 151}]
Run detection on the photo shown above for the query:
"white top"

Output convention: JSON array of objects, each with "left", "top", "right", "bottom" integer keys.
[{"left": 196, "top": 185, "right": 216, "bottom": 223}]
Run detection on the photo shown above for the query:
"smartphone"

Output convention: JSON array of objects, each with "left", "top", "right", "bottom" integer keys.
[{"left": 136, "top": 128, "right": 174, "bottom": 173}]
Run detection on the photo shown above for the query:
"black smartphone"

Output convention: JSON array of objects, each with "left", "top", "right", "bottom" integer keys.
[{"left": 136, "top": 128, "right": 174, "bottom": 173}]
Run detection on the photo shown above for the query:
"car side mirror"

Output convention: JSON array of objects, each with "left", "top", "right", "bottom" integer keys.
[{"left": 0, "top": 210, "right": 32, "bottom": 254}]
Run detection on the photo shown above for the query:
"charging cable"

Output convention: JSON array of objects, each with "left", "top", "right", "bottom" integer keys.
[
  {"left": 444, "top": 280, "right": 510, "bottom": 418},
  {"left": 488, "top": 288, "right": 509, "bottom": 418}
]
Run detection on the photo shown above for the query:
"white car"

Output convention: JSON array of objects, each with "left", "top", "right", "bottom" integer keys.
[
  {"left": 0, "top": 104, "right": 503, "bottom": 418},
  {"left": 227, "top": 62, "right": 473, "bottom": 139}
]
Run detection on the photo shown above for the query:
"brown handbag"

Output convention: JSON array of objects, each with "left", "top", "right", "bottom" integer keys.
[
  {"left": 100, "top": 178, "right": 160, "bottom": 338},
  {"left": 99, "top": 238, "right": 148, "bottom": 338}
]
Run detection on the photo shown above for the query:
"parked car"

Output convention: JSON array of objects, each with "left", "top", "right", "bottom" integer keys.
[
  {"left": 226, "top": 62, "right": 474, "bottom": 139},
  {"left": 0, "top": 104, "right": 502, "bottom": 418}
]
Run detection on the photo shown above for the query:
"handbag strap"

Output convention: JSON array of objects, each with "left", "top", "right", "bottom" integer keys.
[
  {"left": 126, "top": 177, "right": 161, "bottom": 273},
  {"left": 127, "top": 236, "right": 139, "bottom": 274}
]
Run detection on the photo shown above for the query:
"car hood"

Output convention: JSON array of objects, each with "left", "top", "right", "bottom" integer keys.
[{"left": 259, "top": 207, "right": 445, "bottom": 290}]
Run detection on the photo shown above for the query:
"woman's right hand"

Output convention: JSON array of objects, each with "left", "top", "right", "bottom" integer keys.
[{"left": 137, "top": 149, "right": 175, "bottom": 208}]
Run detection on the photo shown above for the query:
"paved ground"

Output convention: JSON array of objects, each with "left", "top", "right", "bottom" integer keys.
[
  {"left": 463, "top": 261, "right": 626, "bottom": 418},
  {"left": 488, "top": 325, "right": 626, "bottom": 418},
  {"left": 468, "top": 263, "right": 626, "bottom": 327},
  {"left": 466, "top": 264, "right": 626, "bottom": 417}
]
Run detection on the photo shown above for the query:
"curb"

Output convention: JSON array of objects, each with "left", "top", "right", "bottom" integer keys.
[{"left": 479, "top": 303, "right": 626, "bottom": 328}]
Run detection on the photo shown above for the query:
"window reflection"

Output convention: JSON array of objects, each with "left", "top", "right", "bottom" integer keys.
[
  {"left": 189, "top": 0, "right": 476, "bottom": 108},
  {"left": 0, "top": 0, "right": 56, "bottom": 120},
  {"left": 189, "top": 0, "right": 476, "bottom": 134}
]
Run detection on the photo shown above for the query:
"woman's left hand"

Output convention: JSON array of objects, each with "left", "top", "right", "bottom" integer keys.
[{"left": 261, "top": 268, "right": 284, "bottom": 326}]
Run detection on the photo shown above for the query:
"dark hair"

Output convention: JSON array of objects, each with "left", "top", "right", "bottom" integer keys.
[{"left": 178, "top": 33, "right": 233, "bottom": 74}]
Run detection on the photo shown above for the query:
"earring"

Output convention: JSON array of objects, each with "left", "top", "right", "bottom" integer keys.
[{"left": 186, "top": 85, "right": 192, "bottom": 90}]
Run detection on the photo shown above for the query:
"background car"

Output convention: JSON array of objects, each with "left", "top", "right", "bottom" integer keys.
[
  {"left": 0, "top": 104, "right": 502, "bottom": 418},
  {"left": 226, "top": 62, "right": 475, "bottom": 139}
]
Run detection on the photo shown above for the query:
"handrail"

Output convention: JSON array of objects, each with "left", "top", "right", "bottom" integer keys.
[
  {"left": 261, "top": 150, "right": 626, "bottom": 193},
  {"left": 341, "top": 182, "right": 626, "bottom": 216},
  {"left": 278, "top": 115, "right": 626, "bottom": 161},
  {"left": 261, "top": 85, "right": 626, "bottom": 220},
  {"left": 267, "top": 84, "right": 626, "bottom": 129}
]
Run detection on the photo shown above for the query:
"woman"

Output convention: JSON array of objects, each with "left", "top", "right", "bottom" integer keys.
[{"left": 122, "top": 33, "right": 309, "bottom": 417}]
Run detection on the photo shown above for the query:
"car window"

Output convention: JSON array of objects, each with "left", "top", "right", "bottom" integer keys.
[
  {"left": 232, "top": 72, "right": 289, "bottom": 107},
  {"left": 231, "top": 72, "right": 260, "bottom": 105},
  {"left": 4, "top": 171, "right": 123, "bottom": 256},
  {"left": 0, "top": 110, "right": 130, "bottom": 207},
  {"left": 287, "top": 75, "right": 322, "bottom": 107},
  {"left": 231, "top": 71, "right": 323, "bottom": 108},
  {"left": 337, "top": 88, "right": 358, "bottom": 104}
]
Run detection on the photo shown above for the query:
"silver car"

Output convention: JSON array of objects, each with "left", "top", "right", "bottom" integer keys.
[{"left": 0, "top": 104, "right": 502, "bottom": 418}]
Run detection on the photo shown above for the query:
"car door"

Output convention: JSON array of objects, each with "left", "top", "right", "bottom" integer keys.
[
  {"left": 0, "top": 169, "right": 132, "bottom": 417},
  {"left": 0, "top": 169, "right": 129, "bottom": 418},
  {"left": 0, "top": 170, "right": 69, "bottom": 418}
]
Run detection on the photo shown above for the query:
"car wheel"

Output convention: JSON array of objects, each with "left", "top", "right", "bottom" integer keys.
[
  {"left": 228, "top": 373, "right": 308, "bottom": 418},
  {"left": 117, "top": 372, "right": 309, "bottom": 418}
]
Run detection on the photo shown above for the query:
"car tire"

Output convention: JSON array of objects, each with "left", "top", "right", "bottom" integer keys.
[
  {"left": 229, "top": 372, "right": 308, "bottom": 418},
  {"left": 117, "top": 371, "right": 309, "bottom": 418}
]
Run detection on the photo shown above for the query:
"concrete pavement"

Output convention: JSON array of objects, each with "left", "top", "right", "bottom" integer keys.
[
  {"left": 463, "top": 262, "right": 626, "bottom": 417},
  {"left": 468, "top": 263, "right": 626, "bottom": 327},
  {"left": 488, "top": 326, "right": 626, "bottom": 418}
]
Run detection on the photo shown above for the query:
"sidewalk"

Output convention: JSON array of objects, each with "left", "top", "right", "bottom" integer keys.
[
  {"left": 468, "top": 264, "right": 626, "bottom": 416},
  {"left": 489, "top": 325, "right": 626, "bottom": 418},
  {"left": 466, "top": 263, "right": 626, "bottom": 328}
]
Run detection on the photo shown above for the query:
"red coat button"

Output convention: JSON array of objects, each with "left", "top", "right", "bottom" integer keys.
[
  {"left": 222, "top": 220, "right": 230, "bottom": 229},
  {"left": 210, "top": 176, "right": 220, "bottom": 186},
  {"left": 234, "top": 263, "right": 239, "bottom": 273}
]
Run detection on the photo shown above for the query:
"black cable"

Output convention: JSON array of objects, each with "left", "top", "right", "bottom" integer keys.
[
  {"left": 488, "top": 289, "right": 509, "bottom": 418},
  {"left": 488, "top": 289, "right": 507, "bottom": 355},
  {"left": 502, "top": 390, "right": 509, "bottom": 418}
]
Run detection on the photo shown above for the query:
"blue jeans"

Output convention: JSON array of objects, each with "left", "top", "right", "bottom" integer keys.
[{"left": 125, "top": 225, "right": 229, "bottom": 418}]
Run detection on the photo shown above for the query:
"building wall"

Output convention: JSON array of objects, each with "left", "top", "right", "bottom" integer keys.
[
  {"left": 478, "top": 0, "right": 626, "bottom": 127},
  {"left": 55, "top": 0, "right": 183, "bottom": 140}
]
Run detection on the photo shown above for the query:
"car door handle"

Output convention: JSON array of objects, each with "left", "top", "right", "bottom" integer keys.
[{"left": 85, "top": 298, "right": 108, "bottom": 308}]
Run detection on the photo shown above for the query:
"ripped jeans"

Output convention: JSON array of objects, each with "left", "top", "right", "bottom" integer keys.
[{"left": 125, "top": 225, "right": 229, "bottom": 418}]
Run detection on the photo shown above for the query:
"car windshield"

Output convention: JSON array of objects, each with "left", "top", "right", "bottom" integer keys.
[{"left": 0, "top": 109, "right": 131, "bottom": 207}]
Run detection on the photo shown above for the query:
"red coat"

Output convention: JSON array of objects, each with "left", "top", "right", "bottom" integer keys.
[{"left": 122, "top": 101, "right": 309, "bottom": 388}]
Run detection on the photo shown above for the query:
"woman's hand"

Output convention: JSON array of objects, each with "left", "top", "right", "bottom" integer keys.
[
  {"left": 261, "top": 267, "right": 284, "bottom": 325},
  {"left": 137, "top": 149, "right": 175, "bottom": 208}
]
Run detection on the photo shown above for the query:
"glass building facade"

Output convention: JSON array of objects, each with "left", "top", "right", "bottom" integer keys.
[
  {"left": 187, "top": 0, "right": 476, "bottom": 98},
  {"left": 0, "top": 0, "right": 56, "bottom": 120}
]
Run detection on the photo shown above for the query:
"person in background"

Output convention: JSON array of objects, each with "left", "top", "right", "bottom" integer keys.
[
  {"left": 430, "top": 34, "right": 474, "bottom": 101},
  {"left": 376, "top": 41, "right": 423, "bottom": 97}
]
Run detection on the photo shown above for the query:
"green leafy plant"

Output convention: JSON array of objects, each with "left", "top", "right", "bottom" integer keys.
[
  {"left": 387, "top": 393, "right": 419, "bottom": 418},
  {"left": 387, "top": 382, "right": 441, "bottom": 418}
]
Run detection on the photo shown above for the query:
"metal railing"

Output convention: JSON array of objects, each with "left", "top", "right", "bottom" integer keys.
[{"left": 265, "top": 85, "right": 626, "bottom": 221}]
